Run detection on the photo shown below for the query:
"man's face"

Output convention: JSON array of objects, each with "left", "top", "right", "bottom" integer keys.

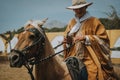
[{"left": 73, "top": 7, "right": 87, "bottom": 18}]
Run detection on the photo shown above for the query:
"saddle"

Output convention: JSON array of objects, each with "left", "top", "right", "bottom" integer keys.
[{"left": 65, "top": 57, "right": 88, "bottom": 80}]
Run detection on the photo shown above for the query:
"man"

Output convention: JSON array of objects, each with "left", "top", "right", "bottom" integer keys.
[{"left": 63, "top": 0, "right": 116, "bottom": 80}]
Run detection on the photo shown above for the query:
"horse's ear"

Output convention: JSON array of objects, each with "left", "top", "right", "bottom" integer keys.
[
  {"left": 42, "top": 18, "right": 48, "bottom": 24},
  {"left": 37, "top": 18, "right": 48, "bottom": 27},
  {"left": 24, "top": 20, "right": 33, "bottom": 28}
]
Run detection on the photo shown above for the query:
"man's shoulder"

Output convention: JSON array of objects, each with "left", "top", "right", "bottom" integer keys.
[
  {"left": 88, "top": 17, "right": 98, "bottom": 20},
  {"left": 86, "top": 17, "right": 100, "bottom": 23}
]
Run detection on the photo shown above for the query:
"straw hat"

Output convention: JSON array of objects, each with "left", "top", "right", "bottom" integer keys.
[{"left": 67, "top": 0, "right": 93, "bottom": 10}]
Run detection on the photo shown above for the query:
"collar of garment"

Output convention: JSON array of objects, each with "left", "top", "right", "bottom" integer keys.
[
  {"left": 68, "top": 11, "right": 91, "bottom": 36},
  {"left": 77, "top": 11, "right": 91, "bottom": 23}
]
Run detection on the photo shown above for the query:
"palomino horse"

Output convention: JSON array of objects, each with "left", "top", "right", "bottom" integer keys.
[{"left": 8, "top": 19, "right": 72, "bottom": 80}]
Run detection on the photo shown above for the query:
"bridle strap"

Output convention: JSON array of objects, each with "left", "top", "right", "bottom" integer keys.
[
  {"left": 22, "top": 36, "right": 44, "bottom": 52},
  {"left": 24, "top": 63, "right": 35, "bottom": 80}
]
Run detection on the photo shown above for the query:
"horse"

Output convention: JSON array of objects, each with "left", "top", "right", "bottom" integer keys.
[{"left": 8, "top": 18, "right": 72, "bottom": 80}]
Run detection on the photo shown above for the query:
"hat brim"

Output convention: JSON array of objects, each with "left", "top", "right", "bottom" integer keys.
[{"left": 67, "top": 2, "right": 93, "bottom": 10}]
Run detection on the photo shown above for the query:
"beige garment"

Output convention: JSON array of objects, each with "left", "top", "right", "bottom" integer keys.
[{"left": 84, "top": 56, "right": 98, "bottom": 80}]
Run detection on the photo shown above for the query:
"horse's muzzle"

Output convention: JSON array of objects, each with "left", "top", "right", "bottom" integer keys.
[{"left": 8, "top": 52, "right": 23, "bottom": 68}]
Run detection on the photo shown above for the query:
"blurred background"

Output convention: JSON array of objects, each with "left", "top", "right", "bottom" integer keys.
[{"left": 0, "top": 0, "right": 120, "bottom": 80}]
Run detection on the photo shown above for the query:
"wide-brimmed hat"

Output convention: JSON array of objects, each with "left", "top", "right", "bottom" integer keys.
[{"left": 67, "top": 0, "right": 93, "bottom": 10}]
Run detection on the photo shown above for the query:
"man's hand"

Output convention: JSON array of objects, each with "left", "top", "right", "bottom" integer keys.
[
  {"left": 63, "top": 36, "right": 73, "bottom": 44},
  {"left": 73, "top": 33, "right": 85, "bottom": 43}
]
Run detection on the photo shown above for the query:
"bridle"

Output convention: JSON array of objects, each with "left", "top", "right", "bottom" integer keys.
[
  {"left": 10, "top": 27, "right": 75, "bottom": 80},
  {"left": 11, "top": 27, "right": 45, "bottom": 80}
]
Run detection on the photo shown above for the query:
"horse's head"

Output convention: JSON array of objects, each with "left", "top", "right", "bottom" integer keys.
[{"left": 8, "top": 18, "right": 48, "bottom": 67}]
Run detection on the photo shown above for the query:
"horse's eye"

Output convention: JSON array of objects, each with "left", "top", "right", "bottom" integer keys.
[{"left": 29, "top": 35, "right": 36, "bottom": 40}]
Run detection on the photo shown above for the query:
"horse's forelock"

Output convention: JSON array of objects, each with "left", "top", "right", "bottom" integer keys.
[
  {"left": 24, "top": 20, "right": 45, "bottom": 39},
  {"left": 24, "top": 20, "right": 43, "bottom": 28}
]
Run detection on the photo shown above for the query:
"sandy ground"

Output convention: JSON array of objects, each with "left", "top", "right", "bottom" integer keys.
[
  {"left": 0, "top": 61, "right": 32, "bottom": 80},
  {"left": 0, "top": 56, "right": 120, "bottom": 80}
]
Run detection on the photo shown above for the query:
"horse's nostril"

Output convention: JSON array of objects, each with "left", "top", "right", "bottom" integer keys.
[{"left": 12, "top": 55, "right": 19, "bottom": 61}]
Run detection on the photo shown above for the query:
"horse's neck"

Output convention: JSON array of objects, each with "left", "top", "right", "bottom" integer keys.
[{"left": 35, "top": 37, "right": 66, "bottom": 80}]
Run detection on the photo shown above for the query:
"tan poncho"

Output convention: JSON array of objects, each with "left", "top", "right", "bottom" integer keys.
[{"left": 64, "top": 17, "right": 116, "bottom": 80}]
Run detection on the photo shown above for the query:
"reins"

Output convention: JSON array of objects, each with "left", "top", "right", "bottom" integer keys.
[
  {"left": 24, "top": 42, "right": 75, "bottom": 80},
  {"left": 53, "top": 42, "right": 64, "bottom": 49},
  {"left": 30, "top": 42, "right": 75, "bottom": 65}
]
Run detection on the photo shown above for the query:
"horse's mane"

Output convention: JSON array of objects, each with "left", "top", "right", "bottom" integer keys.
[{"left": 35, "top": 32, "right": 66, "bottom": 80}]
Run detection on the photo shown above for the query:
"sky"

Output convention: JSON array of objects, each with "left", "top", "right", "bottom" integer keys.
[{"left": 0, "top": 0, "right": 120, "bottom": 33}]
